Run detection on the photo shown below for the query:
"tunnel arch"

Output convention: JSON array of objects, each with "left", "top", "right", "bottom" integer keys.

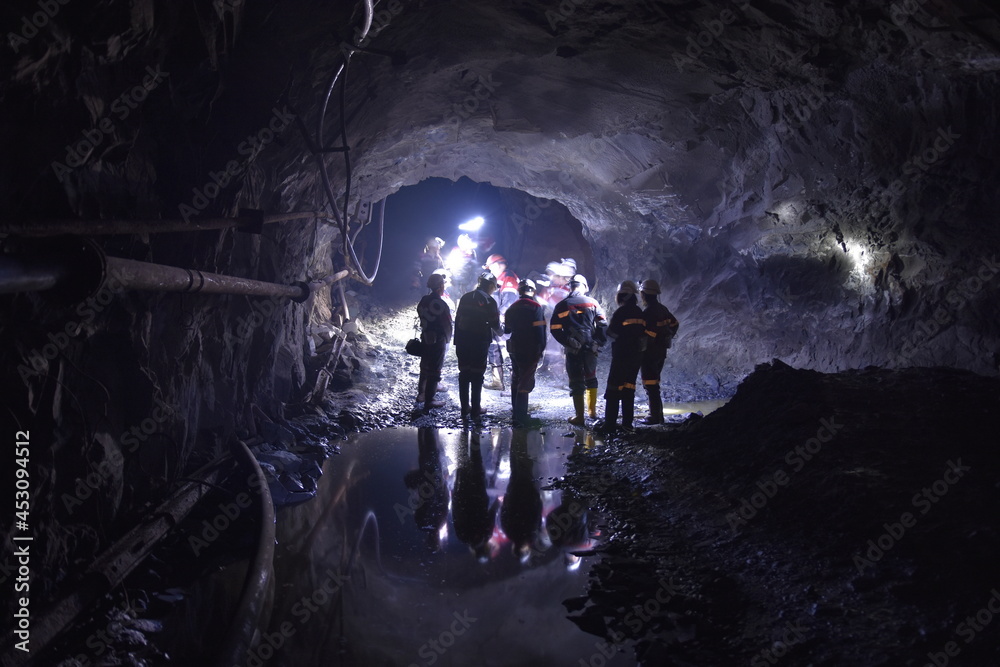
[{"left": 365, "top": 176, "right": 596, "bottom": 304}]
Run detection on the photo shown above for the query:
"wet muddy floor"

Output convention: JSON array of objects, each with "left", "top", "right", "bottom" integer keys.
[
  {"left": 268, "top": 426, "right": 633, "bottom": 667},
  {"left": 169, "top": 426, "right": 641, "bottom": 667},
  {"left": 32, "top": 304, "right": 1000, "bottom": 667}
]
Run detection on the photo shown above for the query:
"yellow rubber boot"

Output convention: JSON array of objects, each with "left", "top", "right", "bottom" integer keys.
[{"left": 586, "top": 387, "right": 598, "bottom": 419}]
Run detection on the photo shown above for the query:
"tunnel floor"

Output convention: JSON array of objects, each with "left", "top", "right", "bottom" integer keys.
[
  {"left": 136, "top": 361, "right": 999, "bottom": 667},
  {"left": 28, "top": 305, "right": 1000, "bottom": 667},
  {"left": 218, "top": 306, "right": 998, "bottom": 666}
]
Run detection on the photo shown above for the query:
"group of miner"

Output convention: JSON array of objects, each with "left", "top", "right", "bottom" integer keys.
[{"left": 414, "top": 247, "right": 678, "bottom": 431}]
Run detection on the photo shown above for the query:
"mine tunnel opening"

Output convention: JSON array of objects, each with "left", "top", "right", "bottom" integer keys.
[{"left": 357, "top": 176, "right": 596, "bottom": 308}]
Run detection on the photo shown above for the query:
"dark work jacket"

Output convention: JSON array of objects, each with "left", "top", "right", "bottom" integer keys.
[
  {"left": 454, "top": 288, "right": 500, "bottom": 345},
  {"left": 504, "top": 296, "right": 547, "bottom": 359},
  {"left": 550, "top": 292, "right": 608, "bottom": 351},
  {"left": 417, "top": 291, "right": 453, "bottom": 345},
  {"left": 607, "top": 298, "right": 646, "bottom": 361},
  {"left": 642, "top": 300, "right": 679, "bottom": 351}
]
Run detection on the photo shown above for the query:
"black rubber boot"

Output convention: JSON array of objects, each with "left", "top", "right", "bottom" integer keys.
[
  {"left": 471, "top": 378, "right": 485, "bottom": 419},
  {"left": 622, "top": 391, "right": 635, "bottom": 430},
  {"left": 513, "top": 392, "right": 529, "bottom": 426},
  {"left": 598, "top": 391, "right": 619, "bottom": 433},
  {"left": 459, "top": 377, "right": 471, "bottom": 418},
  {"left": 643, "top": 387, "right": 664, "bottom": 424},
  {"left": 568, "top": 394, "right": 586, "bottom": 425}
]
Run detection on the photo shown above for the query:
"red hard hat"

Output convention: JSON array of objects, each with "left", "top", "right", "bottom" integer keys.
[{"left": 485, "top": 254, "right": 506, "bottom": 266}]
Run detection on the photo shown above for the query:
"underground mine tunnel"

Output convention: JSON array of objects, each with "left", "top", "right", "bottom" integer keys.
[{"left": 2, "top": 0, "right": 1000, "bottom": 665}]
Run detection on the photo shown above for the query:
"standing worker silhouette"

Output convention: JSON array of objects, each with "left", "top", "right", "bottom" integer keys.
[
  {"left": 639, "top": 279, "right": 679, "bottom": 424},
  {"left": 503, "top": 278, "right": 547, "bottom": 426},
  {"left": 454, "top": 272, "right": 500, "bottom": 420},
  {"left": 550, "top": 274, "right": 607, "bottom": 425}
]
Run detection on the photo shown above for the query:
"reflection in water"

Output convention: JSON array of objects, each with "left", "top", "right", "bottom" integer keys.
[
  {"left": 500, "top": 428, "right": 545, "bottom": 562},
  {"left": 403, "top": 428, "right": 450, "bottom": 551},
  {"left": 179, "top": 426, "right": 634, "bottom": 666},
  {"left": 452, "top": 430, "right": 498, "bottom": 562}
]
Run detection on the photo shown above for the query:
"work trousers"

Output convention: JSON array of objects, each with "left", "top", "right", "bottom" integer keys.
[
  {"left": 607, "top": 351, "right": 642, "bottom": 394},
  {"left": 641, "top": 347, "right": 667, "bottom": 391},
  {"left": 417, "top": 341, "right": 447, "bottom": 401},
  {"left": 565, "top": 348, "right": 598, "bottom": 396},
  {"left": 510, "top": 353, "right": 541, "bottom": 402},
  {"left": 456, "top": 337, "right": 491, "bottom": 382}
]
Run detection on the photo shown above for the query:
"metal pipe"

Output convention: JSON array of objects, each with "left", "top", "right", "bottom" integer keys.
[
  {"left": 215, "top": 440, "right": 276, "bottom": 667},
  {"left": 307, "top": 269, "right": 350, "bottom": 292},
  {"left": 106, "top": 256, "right": 311, "bottom": 302},
  {"left": 338, "top": 279, "right": 351, "bottom": 321},
  {"left": 2, "top": 240, "right": 348, "bottom": 304},
  {"left": 0, "top": 256, "right": 69, "bottom": 294},
  {"left": 0, "top": 211, "right": 329, "bottom": 237}
]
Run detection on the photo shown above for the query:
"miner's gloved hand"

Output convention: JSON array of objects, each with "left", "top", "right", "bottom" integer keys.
[{"left": 590, "top": 342, "right": 601, "bottom": 354}]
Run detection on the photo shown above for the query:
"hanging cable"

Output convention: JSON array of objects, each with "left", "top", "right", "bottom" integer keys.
[
  {"left": 343, "top": 197, "right": 383, "bottom": 285},
  {"left": 309, "top": 0, "right": 384, "bottom": 286}
]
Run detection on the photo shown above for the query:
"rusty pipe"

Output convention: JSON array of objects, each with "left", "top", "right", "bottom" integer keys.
[
  {"left": 0, "top": 211, "right": 332, "bottom": 237},
  {"left": 105, "top": 256, "right": 311, "bottom": 302},
  {"left": 307, "top": 269, "right": 350, "bottom": 292},
  {"left": 1, "top": 239, "right": 346, "bottom": 303}
]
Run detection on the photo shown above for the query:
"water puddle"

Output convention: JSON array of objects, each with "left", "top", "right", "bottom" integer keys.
[{"left": 246, "top": 426, "right": 632, "bottom": 667}]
